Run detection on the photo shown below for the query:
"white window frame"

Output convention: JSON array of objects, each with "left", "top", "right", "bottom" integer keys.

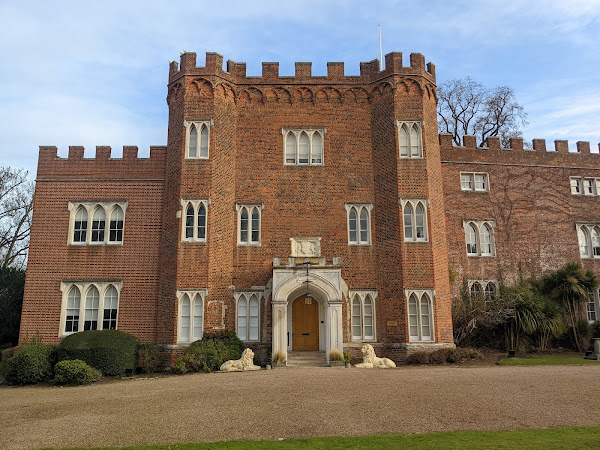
[
  {"left": 587, "top": 290, "right": 599, "bottom": 323},
  {"left": 282, "top": 128, "right": 325, "bottom": 166},
  {"left": 234, "top": 291, "right": 262, "bottom": 342},
  {"left": 59, "top": 281, "right": 122, "bottom": 337},
  {"left": 236, "top": 203, "right": 263, "bottom": 246},
  {"left": 344, "top": 203, "right": 372, "bottom": 245},
  {"left": 184, "top": 119, "right": 212, "bottom": 159},
  {"left": 176, "top": 289, "right": 207, "bottom": 344},
  {"left": 468, "top": 280, "right": 498, "bottom": 302},
  {"left": 405, "top": 289, "right": 435, "bottom": 342},
  {"left": 349, "top": 290, "right": 377, "bottom": 342},
  {"left": 180, "top": 199, "right": 209, "bottom": 242},
  {"left": 576, "top": 223, "right": 600, "bottom": 258},
  {"left": 396, "top": 120, "right": 423, "bottom": 158},
  {"left": 570, "top": 177, "right": 599, "bottom": 196},
  {"left": 400, "top": 198, "right": 429, "bottom": 242},
  {"left": 460, "top": 172, "right": 490, "bottom": 192},
  {"left": 463, "top": 220, "right": 496, "bottom": 257},
  {"left": 68, "top": 202, "right": 128, "bottom": 245}
]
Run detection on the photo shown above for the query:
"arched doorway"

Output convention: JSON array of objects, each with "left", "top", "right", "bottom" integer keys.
[{"left": 292, "top": 295, "right": 319, "bottom": 351}]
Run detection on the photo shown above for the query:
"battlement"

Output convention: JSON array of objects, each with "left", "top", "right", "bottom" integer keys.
[
  {"left": 439, "top": 134, "right": 600, "bottom": 167},
  {"left": 168, "top": 51, "right": 435, "bottom": 85},
  {"left": 37, "top": 146, "right": 167, "bottom": 180}
]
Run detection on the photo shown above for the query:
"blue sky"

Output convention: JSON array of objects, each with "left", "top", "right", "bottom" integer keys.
[{"left": 1, "top": 0, "right": 599, "bottom": 175}]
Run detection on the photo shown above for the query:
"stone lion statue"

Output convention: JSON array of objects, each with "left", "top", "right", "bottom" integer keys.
[
  {"left": 355, "top": 344, "right": 396, "bottom": 368},
  {"left": 220, "top": 348, "right": 261, "bottom": 372}
]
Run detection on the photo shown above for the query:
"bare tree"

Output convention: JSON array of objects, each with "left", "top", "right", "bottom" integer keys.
[
  {"left": 0, "top": 167, "right": 34, "bottom": 269},
  {"left": 437, "top": 77, "right": 528, "bottom": 147}
]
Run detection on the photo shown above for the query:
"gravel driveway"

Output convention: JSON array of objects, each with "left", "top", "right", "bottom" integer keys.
[{"left": 1, "top": 364, "right": 599, "bottom": 449}]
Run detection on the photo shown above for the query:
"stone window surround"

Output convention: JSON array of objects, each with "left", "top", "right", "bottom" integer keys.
[
  {"left": 396, "top": 119, "right": 424, "bottom": 158},
  {"left": 68, "top": 201, "right": 128, "bottom": 246},
  {"left": 59, "top": 281, "right": 122, "bottom": 337},
  {"left": 180, "top": 198, "right": 210, "bottom": 243},
  {"left": 399, "top": 198, "right": 429, "bottom": 242},
  {"left": 184, "top": 119, "right": 212, "bottom": 159},
  {"left": 234, "top": 290, "right": 263, "bottom": 342},
  {"left": 176, "top": 289, "right": 207, "bottom": 344},
  {"left": 405, "top": 288, "right": 435, "bottom": 342},
  {"left": 460, "top": 172, "right": 490, "bottom": 192},
  {"left": 236, "top": 203, "right": 264, "bottom": 246},
  {"left": 463, "top": 220, "right": 496, "bottom": 257},
  {"left": 344, "top": 203, "right": 373, "bottom": 245},
  {"left": 349, "top": 290, "right": 378, "bottom": 342},
  {"left": 282, "top": 127, "right": 326, "bottom": 166},
  {"left": 468, "top": 279, "right": 499, "bottom": 302}
]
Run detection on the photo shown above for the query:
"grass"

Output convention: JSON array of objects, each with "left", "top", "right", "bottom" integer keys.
[
  {"left": 498, "top": 353, "right": 600, "bottom": 366},
  {"left": 56, "top": 426, "right": 600, "bottom": 450}
]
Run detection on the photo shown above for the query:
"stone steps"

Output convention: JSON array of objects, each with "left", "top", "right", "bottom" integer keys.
[{"left": 286, "top": 351, "right": 329, "bottom": 367}]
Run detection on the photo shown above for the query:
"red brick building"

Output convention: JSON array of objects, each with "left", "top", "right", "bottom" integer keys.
[{"left": 18, "top": 51, "right": 600, "bottom": 363}]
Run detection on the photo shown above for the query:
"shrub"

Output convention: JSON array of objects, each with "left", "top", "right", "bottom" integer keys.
[
  {"left": 54, "top": 359, "right": 101, "bottom": 385},
  {"left": 177, "top": 331, "right": 245, "bottom": 373},
  {"left": 1, "top": 346, "right": 15, "bottom": 361},
  {"left": 406, "top": 347, "right": 483, "bottom": 365},
  {"left": 592, "top": 321, "right": 600, "bottom": 339},
  {"left": 329, "top": 349, "right": 344, "bottom": 361},
  {"left": 170, "top": 358, "right": 187, "bottom": 374},
  {"left": 58, "top": 330, "right": 140, "bottom": 376},
  {"left": 272, "top": 350, "right": 286, "bottom": 363},
  {"left": 137, "top": 343, "right": 161, "bottom": 373},
  {"left": 343, "top": 351, "right": 351, "bottom": 365},
  {"left": 1, "top": 344, "right": 57, "bottom": 385}
]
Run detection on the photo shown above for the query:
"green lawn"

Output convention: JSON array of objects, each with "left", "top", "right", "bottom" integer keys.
[
  {"left": 60, "top": 427, "right": 600, "bottom": 450},
  {"left": 498, "top": 354, "right": 600, "bottom": 366}
]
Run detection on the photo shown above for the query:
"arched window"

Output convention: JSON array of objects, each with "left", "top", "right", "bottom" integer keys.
[
  {"left": 237, "top": 204, "right": 262, "bottom": 245},
  {"left": 363, "top": 295, "right": 374, "bottom": 340},
  {"left": 348, "top": 209, "right": 358, "bottom": 243},
  {"left": 592, "top": 227, "right": 600, "bottom": 257},
  {"left": 84, "top": 286, "right": 99, "bottom": 331},
  {"left": 401, "top": 199, "right": 428, "bottom": 242},
  {"left": 470, "top": 282, "right": 483, "bottom": 299},
  {"left": 109, "top": 206, "right": 124, "bottom": 243},
  {"left": 185, "top": 120, "right": 211, "bottom": 159},
  {"left": 283, "top": 128, "right": 324, "bottom": 166},
  {"left": 185, "top": 204, "right": 194, "bottom": 240},
  {"left": 197, "top": 204, "right": 206, "bottom": 240},
  {"left": 285, "top": 132, "right": 296, "bottom": 164},
  {"left": 466, "top": 223, "right": 478, "bottom": 255},
  {"left": 298, "top": 132, "right": 310, "bottom": 164},
  {"left": 403, "top": 204, "right": 413, "bottom": 240},
  {"left": 579, "top": 226, "right": 591, "bottom": 257},
  {"left": 397, "top": 121, "right": 423, "bottom": 158},
  {"left": 407, "top": 290, "right": 434, "bottom": 341},
  {"left": 199, "top": 124, "right": 209, "bottom": 158},
  {"left": 352, "top": 295, "right": 362, "bottom": 340},
  {"left": 65, "top": 286, "right": 81, "bottom": 333},
  {"left": 480, "top": 224, "right": 493, "bottom": 256},
  {"left": 180, "top": 294, "right": 191, "bottom": 343},
  {"left": 346, "top": 204, "right": 371, "bottom": 245},
  {"left": 236, "top": 292, "right": 260, "bottom": 341},
  {"left": 484, "top": 282, "right": 497, "bottom": 302},
  {"left": 240, "top": 208, "right": 249, "bottom": 244},
  {"left": 103, "top": 285, "right": 118, "bottom": 330},
  {"left": 73, "top": 206, "right": 88, "bottom": 243},
  {"left": 311, "top": 132, "right": 323, "bottom": 164},
  {"left": 410, "top": 124, "right": 421, "bottom": 157},
  {"left": 193, "top": 294, "right": 203, "bottom": 341},
  {"left": 91, "top": 207, "right": 106, "bottom": 243},
  {"left": 188, "top": 124, "right": 198, "bottom": 158}
]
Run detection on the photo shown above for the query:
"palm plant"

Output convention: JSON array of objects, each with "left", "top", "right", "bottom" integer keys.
[{"left": 541, "top": 262, "right": 598, "bottom": 352}]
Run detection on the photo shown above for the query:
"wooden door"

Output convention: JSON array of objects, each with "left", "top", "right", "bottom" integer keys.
[{"left": 292, "top": 295, "right": 319, "bottom": 350}]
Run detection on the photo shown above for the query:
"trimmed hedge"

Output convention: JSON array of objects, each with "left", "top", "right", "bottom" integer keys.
[
  {"left": 406, "top": 347, "right": 484, "bottom": 365},
  {"left": 55, "top": 359, "right": 101, "bottom": 385},
  {"left": 1, "top": 344, "right": 57, "bottom": 385},
  {"left": 58, "top": 330, "right": 140, "bottom": 376},
  {"left": 174, "top": 331, "right": 245, "bottom": 373},
  {"left": 137, "top": 343, "right": 161, "bottom": 373}
]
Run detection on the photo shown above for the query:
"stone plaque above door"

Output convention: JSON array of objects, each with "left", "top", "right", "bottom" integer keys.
[{"left": 290, "top": 237, "right": 321, "bottom": 257}]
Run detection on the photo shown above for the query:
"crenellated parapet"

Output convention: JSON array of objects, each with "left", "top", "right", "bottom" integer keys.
[
  {"left": 439, "top": 134, "right": 600, "bottom": 167},
  {"left": 36, "top": 146, "right": 167, "bottom": 180},
  {"left": 167, "top": 51, "right": 437, "bottom": 105}
]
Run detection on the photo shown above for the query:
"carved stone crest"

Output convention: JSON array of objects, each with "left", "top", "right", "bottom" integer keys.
[{"left": 290, "top": 237, "right": 321, "bottom": 257}]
